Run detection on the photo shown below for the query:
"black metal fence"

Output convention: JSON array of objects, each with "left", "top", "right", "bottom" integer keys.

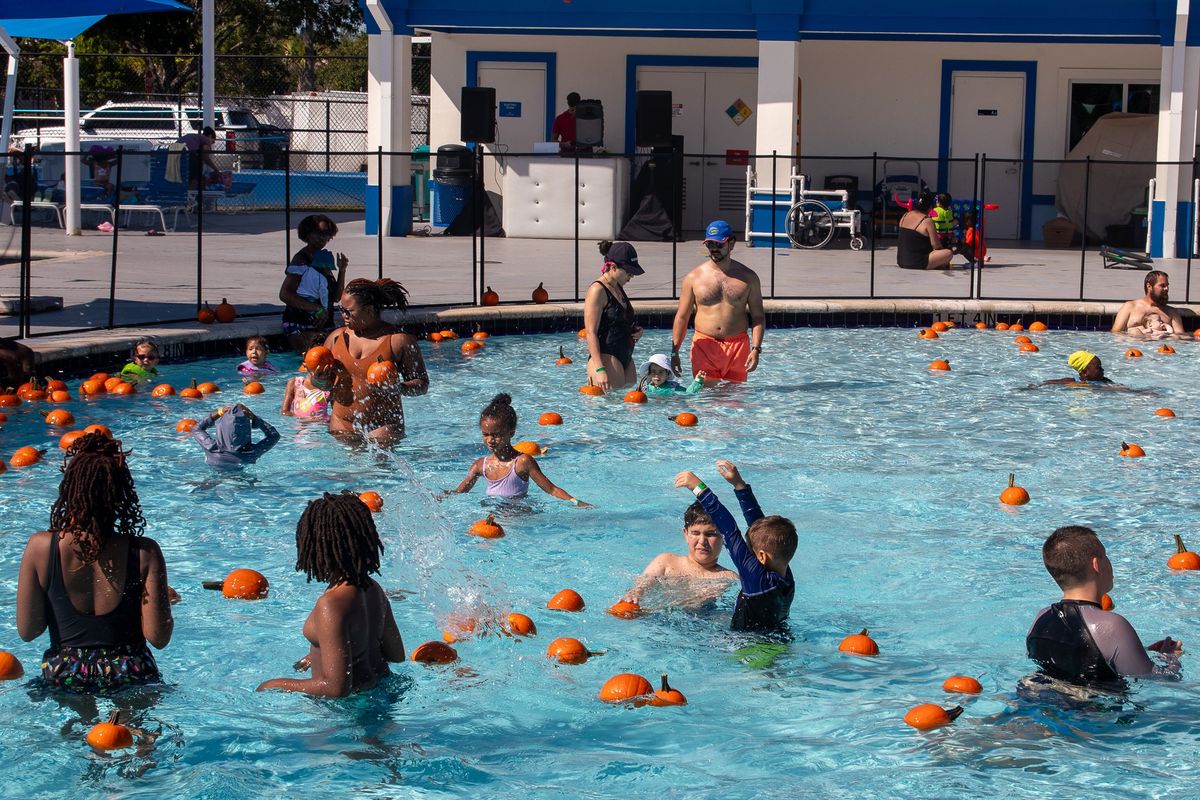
[{"left": 2, "top": 146, "right": 1197, "bottom": 339}]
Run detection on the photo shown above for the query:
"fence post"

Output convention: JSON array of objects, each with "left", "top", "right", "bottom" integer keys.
[
  {"left": 377, "top": 146, "right": 384, "bottom": 280},
  {"left": 108, "top": 147, "right": 124, "bottom": 329},
  {"left": 1188, "top": 156, "right": 1197, "bottom": 304},
  {"left": 325, "top": 101, "right": 332, "bottom": 173},
  {"left": 869, "top": 152, "right": 876, "bottom": 298},
  {"left": 977, "top": 155, "right": 987, "bottom": 300},
  {"left": 478, "top": 148, "right": 486, "bottom": 305},
  {"left": 574, "top": 149, "right": 580, "bottom": 302},
  {"left": 1079, "top": 156, "right": 1091, "bottom": 302},
  {"left": 770, "top": 150, "right": 777, "bottom": 299},
  {"left": 196, "top": 143, "right": 205, "bottom": 311},
  {"left": 284, "top": 145, "right": 292, "bottom": 265},
  {"left": 970, "top": 153, "right": 980, "bottom": 300},
  {"left": 671, "top": 147, "right": 679, "bottom": 299},
  {"left": 19, "top": 145, "right": 33, "bottom": 339}
]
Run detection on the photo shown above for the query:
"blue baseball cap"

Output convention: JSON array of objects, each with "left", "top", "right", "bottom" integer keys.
[{"left": 704, "top": 220, "right": 732, "bottom": 242}]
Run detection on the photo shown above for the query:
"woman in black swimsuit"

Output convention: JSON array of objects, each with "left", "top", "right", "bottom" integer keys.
[
  {"left": 897, "top": 190, "right": 954, "bottom": 270},
  {"left": 583, "top": 241, "right": 645, "bottom": 391}
]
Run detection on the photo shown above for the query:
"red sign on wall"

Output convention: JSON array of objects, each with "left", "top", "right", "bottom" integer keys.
[{"left": 725, "top": 149, "right": 749, "bottom": 166}]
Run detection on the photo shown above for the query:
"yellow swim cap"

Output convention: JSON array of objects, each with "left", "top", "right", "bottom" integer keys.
[{"left": 1068, "top": 351, "right": 1097, "bottom": 373}]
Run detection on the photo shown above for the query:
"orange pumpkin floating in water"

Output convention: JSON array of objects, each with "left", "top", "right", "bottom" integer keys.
[
  {"left": 546, "top": 637, "right": 590, "bottom": 664},
  {"left": 366, "top": 357, "right": 399, "bottom": 384},
  {"left": 243, "top": 381, "right": 265, "bottom": 395},
  {"left": 547, "top": 589, "right": 585, "bottom": 612},
  {"left": 461, "top": 340, "right": 483, "bottom": 353},
  {"left": 442, "top": 613, "right": 480, "bottom": 643},
  {"left": 428, "top": 332, "right": 444, "bottom": 343},
  {"left": 513, "top": 441, "right": 546, "bottom": 456},
  {"left": 78, "top": 379, "right": 105, "bottom": 396},
  {"left": 18, "top": 378, "right": 46, "bottom": 401},
  {"left": 221, "top": 568, "right": 269, "bottom": 600},
  {"left": 1156, "top": 407, "right": 1176, "bottom": 417},
  {"left": 671, "top": 412, "right": 698, "bottom": 427},
  {"left": 86, "top": 711, "right": 134, "bottom": 751},
  {"left": 198, "top": 304, "right": 217, "bottom": 324},
  {"left": 468, "top": 514, "right": 505, "bottom": 539},
  {"left": 974, "top": 322, "right": 988, "bottom": 330},
  {"left": 303, "top": 346, "right": 335, "bottom": 372},
  {"left": 904, "top": 704, "right": 964, "bottom": 731},
  {"left": 931, "top": 321, "right": 949, "bottom": 333},
  {"left": 0, "top": 392, "right": 21, "bottom": 407},
  {"left": 103, "top": 376, "right": 124, "bottom": 393},
  {"left": 10, "top": 446, "right": 44, "bottom": 467},
  {"left": 197, "top": 381, "right": 220, "bottom": 395},
  {"left": 112, "top": 381, "right": 136, "bottom": 395},
  {"left": 539, "top": 411, "right": 563, "bottom": 426},
  {"left": 1158, "top": 344, "right": 1176, "bottom": 354},
  {"left": 556, "top": 346, "right": 573, "bottom": 366},
  {"left": 1029, "top": 321, "right": 1048, "bottom": 331},
  {"left": 1010, "top": 323, "right": 1025, "bottom": 332},
  {"left": 1126, "top": 348, "right": 1143, "bottom": 358},
  {"left": 214, "top": 298, "right": 237, "bottom": 324},
  {"left": 577, "top": 328, "right": 588, "bottom": 338},
  {"left": 1120, "top": 441, "right": 1145, "bottom": 458},
  {"left": 438, "top": 329, "right": 457, "bottom": 340},
  {"left": 89, "top": 373, "right": 110, "bottom": 383},
  {"left": 1168, "top": 535, "right": 1200, "bottom": 570},
  {"left": 176, "top": 418, "right": 198, "bottom": 432},
  {"left": 0, "top": 650, "right": 24, "bottom": 681},
  {"left": 918, "top": 328, "right": 939, "bottom": 340},
  {"left": 1101, "top": 593, "right": 1115, "bottom": 610},
  {"left": 412, "top": 641, "right": 459, "bottom": 664},
  {"left": 649, "top": 673, "right": 688, "bottom": 706},
  {"left": 44, "top": 409, "right": 74, "bottom": 427},
  {"left": 481, "top": 286, "right": 500, "bottom": 306},
  {"left": 928, "top": 359, "right": 951, "bottom": 372},
  {"left": 358, "top": 491, "right": 384, "bottom": 512},
  {"left": 151, "top": 383, "right": 176, "bottom": 397},
  {"left": 48, "top": 389, "right": 71, "bottom": 403},
  {"left": 59, "top": 430, "right": 86, "bottom": 450},
  {"left": 179, "top": 380, "right": 203, "bottom": 399},
  {"left": 995, "top": 322, "right": 1010, "bottom": 331},
  {"left": 579, "top": 381, "right": 603, "bottom": 396},
  {"left": 45, "top": 379, "right": 67, "bottom": 393},
  {"left": 532, "top": 282, "right": 549, "bottom": 304},
  {"left": 942, "top": 675, "right": 983, "bottom": 694},
  {"left": 1013, "top": 335, "right": 1032, "bottom": 345},
  {"left": 838, "top": 628, "right": 879, "bottom": 656},
  {"left": 624, "top": 390, "right": 647, "bottom": 404},
  {"left": 507, "top": 612, "right": 537, "bottom": 636},
  {"left": 472, "top": 331, "right": 489, "bottom": 341},
  {"left": 1000, "top": 473, "right": 1030, "bottom": 506},
  {"left": 606, "top": 600, "right": 643, "bottom": 619},
  {"left": 598, "top": 673, "right": 654, "bottom": 704},
  {"left": 84, "top": 424, "right": 113, "bottom": 437}
]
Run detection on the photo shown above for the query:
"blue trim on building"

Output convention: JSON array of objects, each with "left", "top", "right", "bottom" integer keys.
[
  {"left": 465, "top": 51, "right": 557, "bottom": 141},
  {"left": 366, "top": 184, "right": 414, "bottom": 236},
  {"left": 1150, "top": 199, "right": 1166, "bottom": 257},
  {"left": 624, "top": 55, "right": 758, "bottom": 153},
  {"left": 937, "top": 60, "right": 1037, "bottom": 240},
  {"left": 1177, "top": 200, "right": 1194, "bottom": 256}
]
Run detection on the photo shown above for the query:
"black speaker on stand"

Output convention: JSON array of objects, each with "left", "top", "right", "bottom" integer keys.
[
  {"left": 635, "top": 90, "right": 673, "bottom": 148},
  {"left": 461, "top": 86, "right": 496, "bottom": 143},
  {"left": 574, "top": 99, "right": 604, "bottom": 150}
]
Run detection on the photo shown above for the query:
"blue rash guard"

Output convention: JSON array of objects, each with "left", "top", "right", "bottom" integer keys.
[{"left": 697, "top": 485, "right": 795, "bottom": 632}]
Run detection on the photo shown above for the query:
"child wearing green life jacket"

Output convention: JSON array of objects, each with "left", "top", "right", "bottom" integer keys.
[
  {"left": 119, "top": 338, "right": 160, "bottom": 384},
  {"left": 639, "top": 353, "right": 704, "bottom": 397}
]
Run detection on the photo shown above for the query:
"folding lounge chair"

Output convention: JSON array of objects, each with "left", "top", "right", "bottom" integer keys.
[
  {"left": 1100, "top": 245, "right": 1153, "bottom": 270},
  {"left": 120, "top": 146, "right": 189, "bottom": 231}
]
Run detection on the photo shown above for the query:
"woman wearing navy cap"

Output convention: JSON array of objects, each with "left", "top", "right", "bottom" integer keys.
[{"left": 583, "top": 240, "right": 644, "bottom": 392}]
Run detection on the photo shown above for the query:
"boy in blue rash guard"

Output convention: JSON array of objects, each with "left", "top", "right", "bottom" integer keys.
[
  {"left": 674, "top": 460, "right": 796, "bottom": 632},
  {"left": 193, "top": 403, "right": 280, "bottom": 467}
]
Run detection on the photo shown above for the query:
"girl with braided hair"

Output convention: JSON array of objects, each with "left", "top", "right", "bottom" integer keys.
[
  {"left": 258, "top": 491, "right": 405, "bottom": 697},
  {"left": 16, "top": 433, "right": 173, "bottom": 693},
  {"left": 324, "top": 277, "right": 429, "bottom": 446}
]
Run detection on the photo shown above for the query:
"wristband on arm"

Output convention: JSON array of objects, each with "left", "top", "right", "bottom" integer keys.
[{"left": 691, "top": 481, "right": 707, "bottom": 497}]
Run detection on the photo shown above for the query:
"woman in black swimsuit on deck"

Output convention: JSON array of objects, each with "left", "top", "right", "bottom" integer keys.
[
  {"left": 897, "top": 190, "right": 954, "bottom": 270},
  {"left": 583, "top": 241, "right": 644, "bottom": 391}
]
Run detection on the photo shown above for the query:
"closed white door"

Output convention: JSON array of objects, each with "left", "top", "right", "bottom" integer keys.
[
  {"left": 948, "top": 73, "right": 1024, "bottom": 239},
  {"left": 477, "top": 64, "right": 547, "bottom": 153},
  {"left": 637, "top": 68, "right": 705, "bottom": 231},
  {"left": 701, "top": 69, "right": 757, "bottom": 231}
]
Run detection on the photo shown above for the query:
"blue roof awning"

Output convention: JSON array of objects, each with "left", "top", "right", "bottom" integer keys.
[
  {"left": 1, "top": 0, "right": 189, "bottom": 41},
  {"left": 0, "top": 16, "right": 105, "bottom": 39}
]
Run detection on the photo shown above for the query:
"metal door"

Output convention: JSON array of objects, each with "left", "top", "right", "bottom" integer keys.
[{"left": 948, "top": 73, "right": 1024, "bottom": 239}]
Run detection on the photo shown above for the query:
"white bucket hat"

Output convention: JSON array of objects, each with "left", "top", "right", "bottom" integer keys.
[{"left": 639, "top": 353, "right": 673, "bottom": 379}]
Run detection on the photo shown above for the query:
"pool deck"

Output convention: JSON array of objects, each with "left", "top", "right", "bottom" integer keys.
[{"left": 3, "top": 213, "right": 1198, "bottom": 371}]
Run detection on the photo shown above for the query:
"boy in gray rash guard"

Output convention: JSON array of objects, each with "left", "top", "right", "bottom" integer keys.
[
  {"left": 1027, "top": 525, "right": 1182, "bottom": 688},
  {"left": 193, "top": 404, "right": 280, "bottom": 466}
]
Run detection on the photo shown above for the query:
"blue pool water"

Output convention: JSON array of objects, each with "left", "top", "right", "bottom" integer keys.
[{"left": 2, "top": 327, "right": 1200, "bottom": 797}]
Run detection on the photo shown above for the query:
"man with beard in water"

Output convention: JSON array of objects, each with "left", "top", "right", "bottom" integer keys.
[{"left": 1111, "top": 271, "right": 1184, "bottom": 336}]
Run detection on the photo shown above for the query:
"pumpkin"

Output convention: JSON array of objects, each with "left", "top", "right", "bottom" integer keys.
[
  {"left": 1010, "top": 323, "right": 1025, "bottom": 332},
  {"left": 624, "top": 390, "right": 648, "bottom": 404},
  {"left": 59, "top": 430, "right": 86, "bottom": 450},
  {"left": 79, "top": 379, "right": 105, "bottom": 397},
  {"left": 928, "top": 359, "right": 951, "bottom": 372},
  {"left": 1156, "top": 407, "right": 1176, "bottom": 417},
  {"left": 577, "top": 328, "right": 587, "bottom": 338},
  {"left": 439, "top": 329, "right": 458, "bottom": 340},
  {"left": 412, "top": 641, "right": 458, "bottom": 664},
  {"left": 1019, "top": 343, "right": 1039, "bottom": 353},
  {"left": 999, "top": 473, "right": 1030, "bottom": 506},
  {"left": 838, "top": 628, "right": 879, "bottom": 656},
  {"left": 0, "top": 650, "right": 23, "bottom": 681},
  {"left": 175, "top": 418, "right": 198, "bottom": 433},
  {"left": 944, "top": 320, "right": 957, "bottom": 329},
  {"left": 649, "top": 673, "right": 688, "bottom": 707},
  {"left": 918, "top": 328, "right": 939, "bottom": 340},
  {"left": 45, "top": 379, "right": 67, "bottom": 393},
  {"left": 547, "top": 637, "right": 590, "bottom": 664},
  {"left": 598, "top": 673, "right": 654, "bottom": 704},
  {"left": 547, "top": 589, "right": 585, "bottom": 612},
  {"left": 221, "top": 568, "right": 269, "bottom": 600},
  {"left": 10, "top": 446, "right": 43, "bottom": 467},
  {"left": 48, "top": 390, "right": 71, "bottom": 403},
  {"left": 151, "top": 384, "right": 175, "bottom": 397},
  {"left": 468, "top": 513, "right": 505, "bottom": 539},
  {"left": 0, "top": 392, "right": 21, "bottom": 407},
  {"left": 481, "top": 286, "right": 500, "bottom": 306},
  {"left": 606, "top": 600, "right": 643, "bottom": 619},
  {"left": 84, "top": 424, "right": 113, "bottom": 437},
  {"left": 358, "top": 491, "right": 384, "bottom": 512},
  {"left": 904, "top": 704, "right": 964, "bottom": 731},
  {"left": 243, "top": 381, "right": 265, "bottom": 395},
  {"left": 974, "top": 322, "right": 988, "bottom": 330},
  {"left": 1168, "top": 534, "right": 1200, "bottom": 570},
  {"left": 539, "top": 412, "right": 563, "bottom": 426},
  {"left": 197, "top": 303, "right": 216, "bottom": 324},
  {"left": 86, "top": 711, "right": 134, "bottom": 751},
  {"left": 215, "top": 298, "right": 237, "bottom": 323},
  {"left": 303, "top": 346, "right": 335, "bottom": 372},
  {"left": 931, "top": 321, "right": 949, "bottom": 332},
  {"left": 429, "top": 332, "right": 444, "bottom": 343},
  {"left": 579, "top": 380, "right": 603, "bottom": 396},
  {"left": 180, "top": 380, "right": 202, "bottom": 399},
  {"left": 942, "top": 675, "right": 983, "bottom": 694},
  {"left": 1013, "top": 335, "right": 1032, "bottom": 345},
  {"left": 44, "top": 409, "right": 74, "bottom": 427},
  {"left": 112, "top": 381, "right": 136, "bottom": 395},
  {"left": 1120, "top": 441, "right": 1145, "bottom": 458},
  {"left": 1158, "top": 344, "right": 1176, "bottom": 354},
  {"left": 472, "top": 331, "right": 489, "bottom": 341},
  {"left": 532, "top": 282, "right": 549, "bottom": 304},
  {"left": 513, "top": 441, "right": 546, "bottom": 456},
  {"left": 196, "top": 381, "right": 220, "bottom": 395},
  {"left": 556, "top": 346, "right": 573, "bottom": 366},
  {"left": 671, "top": 412, "right": 699, "bottom": 427},
  {"left": 1029, "top": 321, "right": 1048, "bottom": 331},
  {"left": 1195, "top": 329, "right": 1200, "bottom": 339},
  {"left": 995, "top": 322, "right": 1010, "bottom": 331},
  {"left": 1101, "top": 593, "right": 1115, "bottom": 610},
  {"left": 366, "top": 357, "right": 399, "bottom": 385},
  {"left": 103, "top": 376, "right": 124, "bottom": 393},
  {"left": 1126, "top": 348, "right": 1143, "bottom": 358},
  {"left": 89, "top": 373, "right": 110, "bottom": 383},
  {"left": 17, "top": 378, "right": 44, "bottom": 399},
  {"left": 461, "top": 340, "right": 483, "bottom": 353},
  {"left": 442, "top": 614, "right": 479, "bottom": 643},
  {"left": 507, "top": 612, "right": 536, "bottom": 636}
]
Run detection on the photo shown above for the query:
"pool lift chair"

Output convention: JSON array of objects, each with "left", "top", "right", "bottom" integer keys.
[{"left": 744, "top": 166, "right": 865, "bottom": 250}]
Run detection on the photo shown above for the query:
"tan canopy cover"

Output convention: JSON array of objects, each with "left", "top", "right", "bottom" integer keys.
[{"left": 1056, "top": 113, "right": 1157, "bottom": 239}]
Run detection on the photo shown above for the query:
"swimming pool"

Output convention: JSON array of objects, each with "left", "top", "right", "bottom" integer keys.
[{"left": 2, "top": 326, "right": 1199, "bottom": 797}]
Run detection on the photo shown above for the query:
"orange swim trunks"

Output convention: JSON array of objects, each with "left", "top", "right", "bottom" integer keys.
[{"left": 690, "top": 331, "right": 750, "bottom": 382}]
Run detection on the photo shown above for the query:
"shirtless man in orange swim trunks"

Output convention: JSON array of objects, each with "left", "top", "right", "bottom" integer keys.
[{"left": 670, "top": 220, "right": 765, "bottom": 384}]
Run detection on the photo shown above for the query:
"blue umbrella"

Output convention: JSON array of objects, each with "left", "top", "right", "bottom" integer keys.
[{"left": 1, "top": 0, "right": 190, "bottom": 39}]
